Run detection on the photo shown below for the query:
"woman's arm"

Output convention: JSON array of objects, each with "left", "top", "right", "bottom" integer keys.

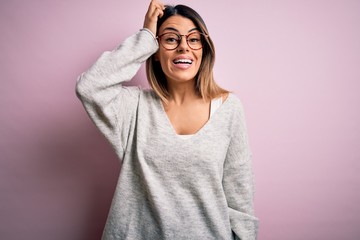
[
  {"left": 222, "top": 100, "right": 259, "bottom": 240},
  {"left": 76, "top": 29, "right": 158, "bottom": 158},
  {"left": 75, "top": 1, "right": 164, "bottom": 159}
]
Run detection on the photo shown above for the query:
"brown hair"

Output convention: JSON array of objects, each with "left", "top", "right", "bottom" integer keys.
[{"left": 146, "top": 4, "right": 228, "bottom": 103}]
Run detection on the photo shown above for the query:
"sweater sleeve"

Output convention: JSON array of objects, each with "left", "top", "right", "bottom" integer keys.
[
  {"left": 222, "top": 101, "right": 259, "bottom": 240},
  {"left": 75, "top": 29, "right": 159, "bottom": 159}
]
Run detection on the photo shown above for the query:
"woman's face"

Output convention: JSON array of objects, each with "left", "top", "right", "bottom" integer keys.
[{"left": 156, "top": 15, "right": 203, "bottom": 84}]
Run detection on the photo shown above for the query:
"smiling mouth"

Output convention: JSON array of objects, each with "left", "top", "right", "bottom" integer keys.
[{"left": 173, "top": 59, "right": 193, "bottom": 65}]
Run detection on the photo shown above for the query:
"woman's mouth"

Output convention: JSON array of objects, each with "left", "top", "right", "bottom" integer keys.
[
  {"left": 173, "top": 59, "right": 193, "bottom": 65},
  {"left": 173, "top": 58, "right": 193, "bottom": 69}
]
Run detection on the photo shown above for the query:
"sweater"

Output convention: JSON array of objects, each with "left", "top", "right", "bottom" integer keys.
[{"left": 76, "top": 28, "right": 259, "bottom": 240}]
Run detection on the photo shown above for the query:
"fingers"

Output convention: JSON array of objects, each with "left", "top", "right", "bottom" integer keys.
[
  {"left": 151, "top": 0, "right": 165, "bottom": 10},
  {"left": 152, "top": 7, "right": 164, "bottom": 19},
  {"left": 148, "top": 0, "right": 165, "bottom": 19},
  {"left": 144, "top": 0, "right": 166, "bottom": 36}
]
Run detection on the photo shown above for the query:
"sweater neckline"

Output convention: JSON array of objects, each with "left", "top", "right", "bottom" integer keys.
[{"left": 156, "top": 93, "right": 234, "bottom": 140}]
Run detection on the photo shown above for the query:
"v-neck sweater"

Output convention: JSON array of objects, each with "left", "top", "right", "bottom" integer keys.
[{"left": 76, "top": 29, "right": 258, "bottom": 240}]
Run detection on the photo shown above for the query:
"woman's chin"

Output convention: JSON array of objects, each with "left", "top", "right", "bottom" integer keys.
[{"left": 166, "top": 75, "right": 196, "bottom": 84}]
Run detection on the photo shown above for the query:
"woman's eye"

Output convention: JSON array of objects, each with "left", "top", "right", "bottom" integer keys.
[
  {"left": 189, "top": 38, "right": 200, "bottom": 42},
  {"left": 165, "top": 38, "right": 177, "bottom": 43}
]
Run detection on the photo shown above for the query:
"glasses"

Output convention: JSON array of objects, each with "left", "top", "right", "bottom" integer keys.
[{"left": 157, "top": 32, "right": 207, "bottom": 50}]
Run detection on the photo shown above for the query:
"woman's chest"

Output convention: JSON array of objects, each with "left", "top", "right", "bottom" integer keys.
[
  {"left": 163, "top": 100, "right": 211, "bottom": 135},
  {"left": 132, "top": 94, "right": 232, "bottom": 177}
]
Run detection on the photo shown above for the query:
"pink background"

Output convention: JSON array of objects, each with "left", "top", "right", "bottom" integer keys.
[{"left": 1, "top": 0, "right": 360, "bottom": 239}]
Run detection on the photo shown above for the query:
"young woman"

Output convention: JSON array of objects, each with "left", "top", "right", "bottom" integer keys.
[{"left": 76, "top": 1, "right": 258, "bottom": 239}]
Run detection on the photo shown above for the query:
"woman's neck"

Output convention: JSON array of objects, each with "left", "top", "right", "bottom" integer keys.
[{"left": 166, "top": 79, "right": 200, "bottom": 106}]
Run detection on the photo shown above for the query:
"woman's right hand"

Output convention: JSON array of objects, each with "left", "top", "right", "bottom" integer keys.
[{"left": 143, "top": 0, "right": 165, "bottom": 36}]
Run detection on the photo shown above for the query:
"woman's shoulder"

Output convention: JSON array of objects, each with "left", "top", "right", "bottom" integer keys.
[
  {"left": 222, "top": 93, "right": 249, "bottom": 123},
  {"left": 215, "top": 92, "right": 244, "bottom": 109},
  {"left": 138, "top": 88, "right": 161, "bottom": 105},
  {"left": 224, "top": 93, "right": 245, "bottom": 109},
  {"left": 140, "top": 88, "right": 157, "bottom": 98}
]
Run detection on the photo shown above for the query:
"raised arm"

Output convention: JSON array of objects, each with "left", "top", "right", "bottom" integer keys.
[{"left": 75, "top": 1, "right": 164, "bottom": 158}]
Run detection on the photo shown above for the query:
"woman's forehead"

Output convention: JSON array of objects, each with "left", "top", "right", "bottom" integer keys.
[{"left": 159, "top": 15, "right": 196, "bottom": 33}]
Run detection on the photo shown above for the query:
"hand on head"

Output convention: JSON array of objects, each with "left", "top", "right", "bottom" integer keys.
[{"left": 143, "top": 0, "right": 165, "bottom": 36}]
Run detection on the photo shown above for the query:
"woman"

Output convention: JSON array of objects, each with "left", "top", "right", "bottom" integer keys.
[{"left": 76, "top": 1, "right": 258, "bottom": 239}]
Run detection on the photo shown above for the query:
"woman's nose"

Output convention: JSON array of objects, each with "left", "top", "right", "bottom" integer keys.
[{"left": 177, "top": 36, "right": 189, "bottom": 51}]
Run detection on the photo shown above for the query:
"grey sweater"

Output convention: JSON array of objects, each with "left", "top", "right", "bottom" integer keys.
[{"left": 76, "top": 29, "right": 258, "bottom": 240}]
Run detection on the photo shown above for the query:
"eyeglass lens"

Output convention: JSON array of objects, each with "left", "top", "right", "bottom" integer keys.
[{"left": 160, "top": 32, "right": 203, "bottom": 50}]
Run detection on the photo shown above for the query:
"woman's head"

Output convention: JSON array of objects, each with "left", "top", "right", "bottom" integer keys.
[{"left": 146, "top": 4, "right": 227, "bottom": 102}]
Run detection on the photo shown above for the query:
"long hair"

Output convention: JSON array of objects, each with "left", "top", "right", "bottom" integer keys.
[{"left": 146, "top": 4, "right": 228, "bottom": 103}]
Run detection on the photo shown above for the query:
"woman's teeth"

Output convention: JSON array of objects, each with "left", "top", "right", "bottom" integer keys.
[{"left": 173, "top": 59, "right": 193, "bottom": 64}]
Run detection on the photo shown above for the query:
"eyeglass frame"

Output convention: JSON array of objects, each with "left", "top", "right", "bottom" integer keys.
[{"left": 156, "top": 32, "right": 209, "bottom": 50}]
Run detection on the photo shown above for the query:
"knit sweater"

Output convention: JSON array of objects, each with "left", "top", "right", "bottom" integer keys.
[{"left": 76, "top": 29, "right": 258, "bottom": 240}]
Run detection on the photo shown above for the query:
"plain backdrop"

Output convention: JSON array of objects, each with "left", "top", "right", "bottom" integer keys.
[{"left": 1, "top": 0, "right": 360, "bottom": 239}]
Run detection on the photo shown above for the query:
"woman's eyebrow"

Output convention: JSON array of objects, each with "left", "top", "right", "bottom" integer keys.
[
  {"left": 188, "top": 27, "right": 198, "bottom": 32},
  {"left": 162, "top": 27, "right": 179, "bottom": 32},
  {"left": 162, "top": 27, "right": 199, "bottom": 33}
]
